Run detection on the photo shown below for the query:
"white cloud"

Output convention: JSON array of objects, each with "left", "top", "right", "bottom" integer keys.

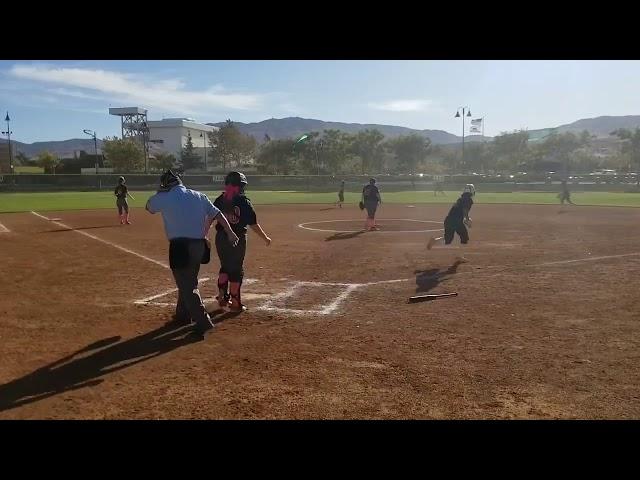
[
  {"left": 368, "top": 99, "right": 434, "bottom": 112},
  {"left": 9, "top": 64, "right": 264, "bottom": 116}
]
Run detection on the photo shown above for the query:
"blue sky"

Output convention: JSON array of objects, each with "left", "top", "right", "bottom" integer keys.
[{"left": 3, "top": 60, "right": 640, "bottom": 143}]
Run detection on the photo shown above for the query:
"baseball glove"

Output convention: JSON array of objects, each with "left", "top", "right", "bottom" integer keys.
[{"left": 359, "top": 201, "right": 365, "bottom": 210}]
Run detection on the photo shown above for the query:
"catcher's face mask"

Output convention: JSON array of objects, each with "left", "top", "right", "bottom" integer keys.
[{"left": 158, "top": 170, "right": 182, "bottom": 192}]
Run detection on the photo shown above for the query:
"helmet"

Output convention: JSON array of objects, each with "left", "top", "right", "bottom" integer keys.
[
  {"left": 118, "top": 176, "right": 125, "bottom": 184},
  {"left": 158, "top": 169, "right": 183, "bottom": 192},
  {"left": 369, "top": 178, "right": 376, "bottom": 184},
  {"left": 225, "top": 171, "right": 248, "bottom": 187},
  {"left": 463, "top": 184, "right": 476, "bottom": 196}
]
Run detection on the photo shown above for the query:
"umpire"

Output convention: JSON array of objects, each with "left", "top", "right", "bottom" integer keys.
[{"left": 146, "top": 170, "right": 239, "bottom": 335}]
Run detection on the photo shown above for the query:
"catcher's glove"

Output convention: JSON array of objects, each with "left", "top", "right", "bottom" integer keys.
[{"left": 359, "top": 201, "right": 365, "bottom": 210}]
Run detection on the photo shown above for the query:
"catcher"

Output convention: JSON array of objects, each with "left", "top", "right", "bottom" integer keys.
[
  {"left": 360, "top": 178, "right": 382, "bottom": 231},
  {"left": 213, "top": 172, "right": 271, "bottom": 312},
  {"left": 427, "top": 184, "right": 475, "bottom": 251},
  {"left": 114, "top": 176, "right": 135, "bottom": 225}
]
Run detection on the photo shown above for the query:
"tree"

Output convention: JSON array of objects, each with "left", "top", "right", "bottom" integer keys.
[
  {"left": 610, "top": 128, "right": 640, "bottom": 184},
  {"left": 492, "top": 130, "right": 530, "bottom": 173},
  {"left": 14, "top": 151, "right": 29, "bottom": 166},
  {"left": 349, "top": 129, "right": 385, "bottom": 175},
  {"left": 388, "top": 134, "right": 432, "bottom": 174},
  {"left": 539, "top": 132, "right": 586, "bottom": 177},
  {"left": 36, "top": 151, "right": 60, "bottom": 174},
  {"left": 209, "top": 120, "right": 256, "bottom": 170},
  {"left": 256, "top": 138, "right": 297, "bottom": 174},
  {"left": 150, "top": 152, "right": 177, "bottom": 172},
  {"left": 181, "top": 131, "right": 202, "bottom": 171},
  {"left": 318, "top": 129, "right": 348, "bottom": 174},
  {"left": 102, "top": 137, "right": 145, "bottom": 173}
]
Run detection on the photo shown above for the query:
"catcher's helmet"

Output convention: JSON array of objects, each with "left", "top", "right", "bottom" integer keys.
[
  {"left": 158, "top": 169, "right": 183, "bottom": 191},
  {"left": 225, "top": 171, "right": 248, "bottom": 187},
  {"left": 118, "top": 176, "right": 125, "bottom": 184}
]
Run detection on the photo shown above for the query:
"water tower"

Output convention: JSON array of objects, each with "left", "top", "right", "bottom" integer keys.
[{"left": 109, "top": 107, "right": 150, "bottom": 173}]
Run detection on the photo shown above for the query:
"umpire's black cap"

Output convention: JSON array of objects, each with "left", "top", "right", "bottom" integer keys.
[{"left": 225, "top": 171, "right": 248, "bottom": 187}]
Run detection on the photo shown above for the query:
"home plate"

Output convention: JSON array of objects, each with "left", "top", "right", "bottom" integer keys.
[{"left": 202, "top": 293, "right": 269, "bottom": 304}]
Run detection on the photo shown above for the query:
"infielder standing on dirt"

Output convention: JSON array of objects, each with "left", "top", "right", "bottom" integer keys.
[
  {"left": 361, "top": 178, "right": 382, "bottom": 231},
  {"left": 559, "top": 180, "right": 575, "bottom": 205},
  {"left": 114, "top": 176, "right": 135, "bottom": 225},
  {"left": 213, "top": 171, "right": 271, "bottom": 312},
  {"left": 427, "top": 184, "right": 475, "bottom": 251},
  {"left": 146, "top": 170, "right": 239, "bottom": 336}
]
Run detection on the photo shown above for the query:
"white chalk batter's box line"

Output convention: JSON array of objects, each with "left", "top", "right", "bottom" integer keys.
[
  {"left": 134, "top": 278, "right": 407, "bottom": 316},
  {"left": 0, "top": 222, "right": 9, "bottom": 233}
]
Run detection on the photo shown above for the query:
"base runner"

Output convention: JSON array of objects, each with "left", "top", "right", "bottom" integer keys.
[
  {"left": 114, "top": 176, "right": 135, "bottom": 225},
  {"left": 213, "top": 171, "right": 271, "bottom": 312},
  {"left": 427, "top": 184, "right": 475, "bottom": 253}
]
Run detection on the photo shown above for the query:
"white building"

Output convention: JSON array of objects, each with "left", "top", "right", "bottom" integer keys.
[{"left": 147, "top": 118, "right": 218, "bottom": 168}]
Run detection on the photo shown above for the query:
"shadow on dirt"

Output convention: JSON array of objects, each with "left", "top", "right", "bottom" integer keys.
[
  {"left": 414, "top": 260, "right": 463, "bottom": 293},
  {"left": 0, "top": 311, "right": 233, "bottom": 413},
  {"left": 325, "top": 230, "right": 366, "bottom": 242}
]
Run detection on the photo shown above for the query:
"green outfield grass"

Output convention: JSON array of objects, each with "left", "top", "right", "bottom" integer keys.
[{"left": 0, "top": 190, "right": 639, "bottom": 213}]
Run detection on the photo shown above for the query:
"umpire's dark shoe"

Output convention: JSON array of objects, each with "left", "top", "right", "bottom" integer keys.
[
  {"left": 193, "top": 317, "right": 215, "bottom": 336},
  {"left": 169, "top": 315, "right": 192, "bottom": 326}
]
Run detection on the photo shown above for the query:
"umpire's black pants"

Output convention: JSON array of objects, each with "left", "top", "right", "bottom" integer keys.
[{"left": 170, "top": 238, "right": 210, "bottom": 328}]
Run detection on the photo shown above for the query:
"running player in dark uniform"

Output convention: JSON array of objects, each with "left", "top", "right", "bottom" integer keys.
[
  {"left": 362, "top": 178, "right": 382, "bottom": 231},
  {"left": 337, "top": 180, "right": 345, "bottom": 208},
  {"left": 213, "top": 171, "right": 271, "bottom": 312},
  {"left": 427, "top": 184, "right": 475, "bottom": 251},
  {"left": 114, "top": 176, "right": 135, "bottom": 225},
  {"left": 559, "top": 180, "right": 575, "bottom": 205}
]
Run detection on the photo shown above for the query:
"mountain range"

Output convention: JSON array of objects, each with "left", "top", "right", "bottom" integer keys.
[{"left": 4, "top": 115, "right": 640, "bottom": 158}]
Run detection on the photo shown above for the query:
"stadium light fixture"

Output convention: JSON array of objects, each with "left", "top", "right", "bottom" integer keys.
[{"left": 83, "top": 129, "right": 99, "bottom": 174}]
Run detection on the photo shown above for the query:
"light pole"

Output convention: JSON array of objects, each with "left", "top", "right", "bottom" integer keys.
[
  {"left": 83, "top": 129, "right": 99, "bottom": 174},
  {"left": 200, "top": 132, "right": 208, "bottom": 172},
  {"left": 2, "top": 112, "right": 13, "bottom": 175},
  {"left": 455, "top": 106, "right": 472, "bottom": 173}
]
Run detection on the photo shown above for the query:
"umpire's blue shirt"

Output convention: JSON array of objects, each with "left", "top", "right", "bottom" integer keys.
[{"left": 146, "top": 185, "right": 220, "bottom": 240}]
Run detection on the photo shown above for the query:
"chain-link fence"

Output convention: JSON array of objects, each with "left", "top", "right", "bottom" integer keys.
[{"left": 0, "top": 173, "right": 638, "bottom": 193}]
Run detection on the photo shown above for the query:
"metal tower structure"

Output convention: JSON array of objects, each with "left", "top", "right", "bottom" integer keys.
[{"left": 109, "top": 107, "right": 150, "bottom": 173}]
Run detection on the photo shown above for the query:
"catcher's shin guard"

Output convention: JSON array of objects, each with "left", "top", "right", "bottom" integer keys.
[
  {"left": 217, "top": 272, "right": 231, "bottom": 307},
  {"left": 229, "top": 281, "right": 247, "bottom": 312}
]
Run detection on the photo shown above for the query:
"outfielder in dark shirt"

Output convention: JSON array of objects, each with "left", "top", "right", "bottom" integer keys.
[{"left": 212, "top": 171, "right": 271, "bottom": 312}]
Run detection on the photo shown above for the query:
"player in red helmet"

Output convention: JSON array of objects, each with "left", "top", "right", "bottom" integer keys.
[{"left": 212, "top": 172, "right": 271, "bottom": 312}]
